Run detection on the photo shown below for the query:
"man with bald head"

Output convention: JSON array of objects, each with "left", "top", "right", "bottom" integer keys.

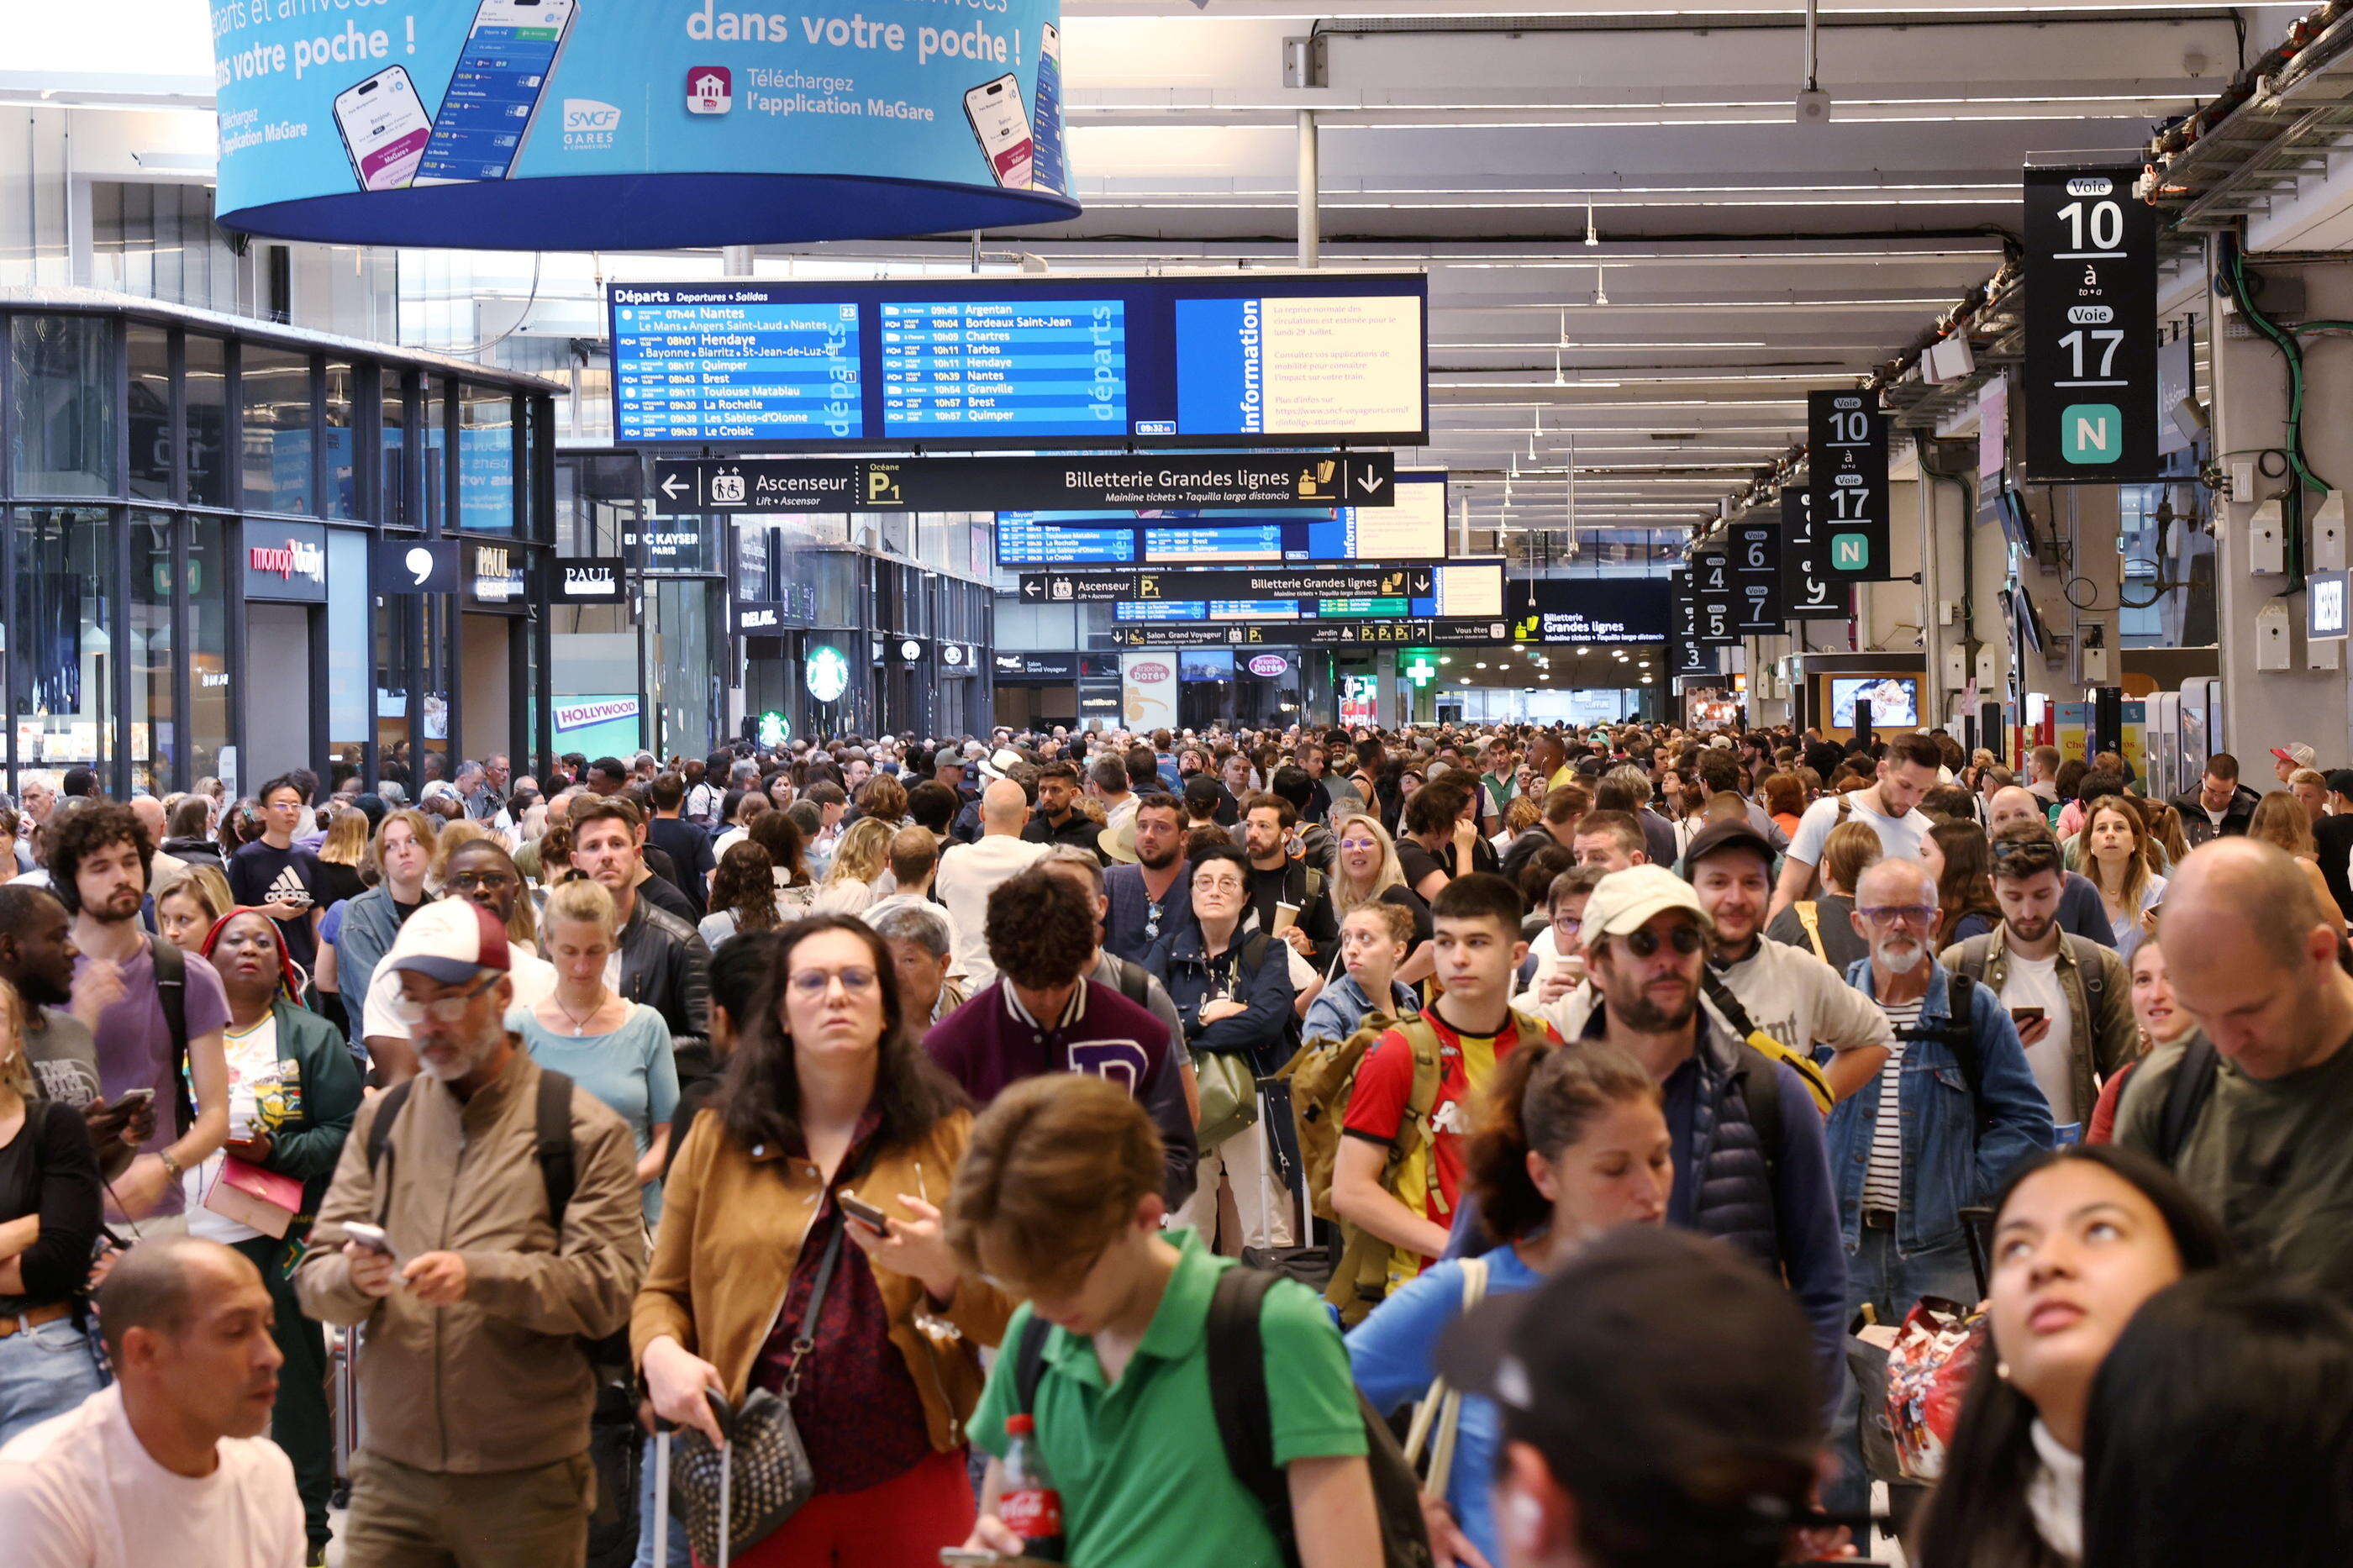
[
  {"left": 2117, "top": 836, "right": 2353, "bottom": 1290},
  {"left": 1825, "top": 855, "right": 2051, "bottom": 1514},
  {"left": 934, "top": 777, "right": 1051, "bottom": 989},
  {"left": 0, "top": 1237, "right": 304, "bottom": 1566}
]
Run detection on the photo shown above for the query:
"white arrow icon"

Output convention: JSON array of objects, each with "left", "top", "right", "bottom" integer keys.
[
  {"left": 659, "top": 474, "right": 687, "bottom": 501},
  {"left": 1356, "top": 467, "right": 1387, "bottom": 495}
]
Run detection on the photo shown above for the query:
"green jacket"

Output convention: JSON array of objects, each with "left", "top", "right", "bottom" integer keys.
[
  {"left": 250, "top": 996, "right": 366, "bottom": 1218},
  {"left": 1941, "top": 929, "right": 2136, "bottom": 1129}
]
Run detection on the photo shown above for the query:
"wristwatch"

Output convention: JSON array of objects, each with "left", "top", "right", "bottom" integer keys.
[{"left": 158, "top": 1150, "right": 182, "bottom": 1181}]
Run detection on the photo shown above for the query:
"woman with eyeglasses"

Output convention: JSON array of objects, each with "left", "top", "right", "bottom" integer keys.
[
  {"left": 510, "top": 877, "right": 677, "bottom": 1222},
  {"left": 192, "top": 907, "right": 364, "bottom": 1562},
  {"left": 634, "top": 915, "right": 1011, "bottom": 1567}
]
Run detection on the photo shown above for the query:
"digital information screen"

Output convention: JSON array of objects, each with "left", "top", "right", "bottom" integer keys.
[
  {"left": 995, "top": 475, "right": 1448, "bottom": 567},
  {"left": 1108, "top": 565, "right": 1497, "bottom": 624},
  {"left": 610, "top": 273, "right": 1427, "bottom": 450}
]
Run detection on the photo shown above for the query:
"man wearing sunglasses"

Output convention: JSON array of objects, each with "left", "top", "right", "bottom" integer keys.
[
  {"left": 1823, "top": 856, "right": 2056, "bottom": 1518},
  {"left": 1577, "top": 864, "right": 1849, "bottom": 1392},
  {"left": 296, "top": 898, "right": 645, "bottom": 1568}
]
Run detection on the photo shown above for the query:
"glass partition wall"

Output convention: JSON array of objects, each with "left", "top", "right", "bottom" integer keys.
[{"left": 0, "top": 298, "right": 555, "bottom": 800}]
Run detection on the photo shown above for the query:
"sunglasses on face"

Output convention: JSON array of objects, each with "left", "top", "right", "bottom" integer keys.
[
  {"left": 1618, "top": 923, "right": 1705, "bottom": 959},
  {"left": 1859, "top": 905, "right": 1938, "bottom": 928}
]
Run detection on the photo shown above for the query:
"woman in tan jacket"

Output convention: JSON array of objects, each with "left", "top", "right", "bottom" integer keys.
[{"left": 634, "top": 914, "right": 1013, "bottom": 1566}]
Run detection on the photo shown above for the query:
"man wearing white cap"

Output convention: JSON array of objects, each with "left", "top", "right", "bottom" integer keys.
[
  {"left": 295, "top": 899, "right": 645, "bottom": 1568},
  {"left": 1572, "top": 864, "right": 1847, "bottom": 1387},
  {"left": 2274, "top": 741, "right": 2319, "bottom": 785}
]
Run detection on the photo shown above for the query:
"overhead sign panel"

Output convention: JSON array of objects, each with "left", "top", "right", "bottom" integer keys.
[
  {"left": 994, "top": 479, "right": 1445, "bottom": 566},
  {"left": 1689, "top": 545, "right": 1740, "bottom": 645},
  {"left": 1727, "top": 522, "right": 1784, "bottom": 632},
  {"left": 653, "top": 452, "right": 1393, "bottom": 513},
  {"left": 1106, "top": 618, "right": 1512, "bottom": 649},
  {"left": 2022, "top": 165, "right": 2161, "bottom": 482},
  {"left": 1510, "top": 578, "right": 1671, "bottom": 645},
  {"left": 611, "top": 273, "right": 1428, "bottom": 449},
  {"left": 1807, "top": 389, "right": 1893, "bottom": 583},
  {"left": 1780, "top": 487, "right": 1850, "bottom": 621},
  {"left": 1021, "top": 566, "right": 1435, "bottom": 603}
]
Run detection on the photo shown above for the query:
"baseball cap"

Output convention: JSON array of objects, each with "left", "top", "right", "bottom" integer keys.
[
  {"left": 2273, "top": 743, "right": 2318, "bottom": 770},
  {"left": 1182, "top": 774, "right": 1224, "bottom": 809},
  {"left": 2327, "top": 769, "right": 2353, "bottom": 799},
  {"left": 1582, "top": 864, "right": 1712, "bottom": 939},
  {"left": 933, "top": 746, "right": 966, "bottom": 772},
  {"left": 382, "top": 898, "right": 512, "bottom": 985},
  {"left": 1435, "top": 1227, "right": 1820, "bottom": 1533},
  {"left": 1681, "top": 819, "right": 1777, "bottom": 879}
]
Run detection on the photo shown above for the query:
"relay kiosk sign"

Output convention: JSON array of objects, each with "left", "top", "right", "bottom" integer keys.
[
  {"left": 208, "top": 0, "right": 1077, "bottom": 250},
  {"left": 2022, "top": 166, "right": 2161, "bottom": 482}
]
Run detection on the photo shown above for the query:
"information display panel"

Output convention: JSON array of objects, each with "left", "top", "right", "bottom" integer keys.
[
  {"left": 995, "top": 475, "right": 1447, "bottom": 567},
  {"left": 1512, "top": 578, "right": 1671, "bottom": 645},
  {"left": 1727, "top": 523, "right": 1784, "bottom": 633},
  {"left": 612, "top": 272, "right": 1428, "bottom": 449},
  {"left": 2022, "top": 166, "right": 2161, "bottom": 482},
  {"left": 1807, "top": 390, "right": 1893, "bottom": 583}
]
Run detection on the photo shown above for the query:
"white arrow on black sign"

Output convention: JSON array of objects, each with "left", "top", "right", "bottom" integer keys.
[{"left": 658, "top": 474, "right": 689, "bottom": 502}]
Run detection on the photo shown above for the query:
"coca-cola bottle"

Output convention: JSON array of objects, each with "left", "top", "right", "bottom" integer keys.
[{"left": 998, "top": 1413, "right": 1066, "bottom": 1561}]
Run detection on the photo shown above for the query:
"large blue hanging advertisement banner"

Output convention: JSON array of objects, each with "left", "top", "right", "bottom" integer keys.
[{"left": 208, "top": 0, "right": 1079, "bottom": 250}]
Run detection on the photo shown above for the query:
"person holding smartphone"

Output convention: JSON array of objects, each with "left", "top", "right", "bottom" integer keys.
[{"left": 228, "top": 776, "right": 327, "bottom": 981}]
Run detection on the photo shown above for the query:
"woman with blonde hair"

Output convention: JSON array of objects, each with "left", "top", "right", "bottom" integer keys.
[
  {"left": 1329, "top": 810, "right": 1434, "bottom": 987},
  {"left": 812, "top": 817, "right": 894, "bottom": 916},
  {"left": 155, "top": 865, "right": 235, "bottom": 955},
  {"left": 510, "top": 876, "right": 677, "bottom": 1218},
  {"left": 0, "top": 973, "right": 104, "bottom": 1445},
  {"left": 2249, "top": 790, "right": 2342, "bottom": 930}
]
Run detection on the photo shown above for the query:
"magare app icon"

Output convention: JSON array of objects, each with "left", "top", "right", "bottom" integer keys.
[{"left": 687, "top": 67, "right": 733, "bottom": 115}]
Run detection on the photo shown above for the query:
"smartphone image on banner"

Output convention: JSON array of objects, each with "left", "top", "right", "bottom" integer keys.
[
  {"left": 1029, "top": 24, "right": 1066, "bottom": 195},
  {"left": 965, "top": 73, "right": 1034, "bottom": 190},
  {"left": 413, "top": 0, "right": 577, "bottom": 186},
  {"left": 334, "top": 66, "right": 433, "bottom": 192}
]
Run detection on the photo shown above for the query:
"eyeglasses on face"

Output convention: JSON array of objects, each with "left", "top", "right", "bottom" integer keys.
[
  {"left": 1618, "top": 923, "right": 1705, "bottom": 959},
  {"left": 1858, "top": 904, "right": 1938, "bottom": 928},
  {"left": 1193, "top": 875, "right": 1246, "bottom": 894},
  {"left": 1338, "top": 837, "right": 1379, "bottom": 853},
  {"left": 387, "top": 973, "right": 502, "bottom": 1023},
  {"left": 787, "top": 966, "right": 879, "bottom": 998},
  {"left": 445, "top": 871, "right": 517, "bottom": 893}
]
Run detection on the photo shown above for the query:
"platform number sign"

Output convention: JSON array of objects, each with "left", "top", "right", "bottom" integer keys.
[
  {"left": 1807, "top": 390, "right": 1892, "bottom": 583},
  {"left": 1728, "top": 522, "right": 1784, "bottom": 633},
  {"left": 2023, "top": 166, "right": 2159, "bottom": 483},
  {"left": 1671, "top": 569, "right": 1717, "bottom": 676},
  {"left": 1692, "top": 546, "right": 1740, "bottom": 646},
  {"left": 1781, "top": 487, "right": 1850, "bottom": 621}
]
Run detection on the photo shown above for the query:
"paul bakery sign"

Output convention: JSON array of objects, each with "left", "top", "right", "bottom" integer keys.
[
  {"left": 244, "top": 521, "right": 328, "bottom": 602},
  {"left": 207, "top": 0, "right": 1079, "bottom": 251}
]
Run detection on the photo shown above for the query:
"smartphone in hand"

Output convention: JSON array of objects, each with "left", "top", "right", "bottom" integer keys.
[{"left": 838, "top": 1192, "right": 892, "bottom": 1235}]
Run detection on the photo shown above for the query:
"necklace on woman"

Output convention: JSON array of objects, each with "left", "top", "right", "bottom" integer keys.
[{"left": 555, "top": 994, "right": 603, "bottom": 1035}]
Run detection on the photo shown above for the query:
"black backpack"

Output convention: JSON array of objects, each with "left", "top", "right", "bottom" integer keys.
[
  {"left": 1888, "top": 971, "right": 1999, "bottom": 1137},
  {"left": 1013, "top": 1266, "right": 1434, "bottom": 1568}
]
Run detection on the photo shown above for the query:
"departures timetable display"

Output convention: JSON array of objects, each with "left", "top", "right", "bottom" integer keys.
[{"left": 608, "top": 273, "right": 1428, "bottom": 451}]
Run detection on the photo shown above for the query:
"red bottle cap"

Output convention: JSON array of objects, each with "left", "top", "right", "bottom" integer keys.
[{"left": 1006, "top": 1413, "right": 1035, "bottom": 1436}]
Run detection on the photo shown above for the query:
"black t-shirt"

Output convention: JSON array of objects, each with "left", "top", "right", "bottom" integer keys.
[
  {"left": 227, "top": 839, "right": 325, "bottom": 971},
  {"left": 648, "top": 817, "right": 716, "bottom": 917},
  {"left": 2317, "top": 814, "right": 2353, "bottom": 924},
  {"left": 0, "top": 1099, "right": 101, "bottom": 1315},
  {"left": 1396, "top": 834, "right": 1499, "bottom": 896},
  {"left": 315, "top": 860, "right": 367, "bottom": 910}
]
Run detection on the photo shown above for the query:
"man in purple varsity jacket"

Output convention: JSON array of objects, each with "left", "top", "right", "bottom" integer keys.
[{"left": 923, "top": 866, "right": 1198, "bottom": 1206}]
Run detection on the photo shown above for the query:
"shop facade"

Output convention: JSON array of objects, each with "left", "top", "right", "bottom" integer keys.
[{"left": 0, "top": 288, "right": 558, "bottom": 800}]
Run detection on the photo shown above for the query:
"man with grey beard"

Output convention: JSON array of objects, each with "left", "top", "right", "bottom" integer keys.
[{"left": 1822, "top": 856, "right": 2054, "bottom": 1517}]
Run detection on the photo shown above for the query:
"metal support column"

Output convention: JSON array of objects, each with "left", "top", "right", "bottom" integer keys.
[{"left": 1297, "top": 111, "right": 1320, "bottom": 269}]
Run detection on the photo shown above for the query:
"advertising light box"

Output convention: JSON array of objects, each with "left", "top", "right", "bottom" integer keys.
[
  {"left": 612, "top": 273, "right": 1428, "bottom": 449},
  {"left": 209, "top": 0, "right": 1078, "bottom": 250}
]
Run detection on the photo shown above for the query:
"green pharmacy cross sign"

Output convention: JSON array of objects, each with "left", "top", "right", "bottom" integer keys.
[{"left": 1403, "top": 654, "right": 1439, "bottom": 687}]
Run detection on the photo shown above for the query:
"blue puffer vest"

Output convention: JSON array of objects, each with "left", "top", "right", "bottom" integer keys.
[{"left": 1684, "top": 1023, "right": 1782, "bottom": 1273}]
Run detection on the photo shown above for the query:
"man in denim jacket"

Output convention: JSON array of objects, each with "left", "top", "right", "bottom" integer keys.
[{"left": 1827, "top": 857, "right": 2056, "bottom": 1515}]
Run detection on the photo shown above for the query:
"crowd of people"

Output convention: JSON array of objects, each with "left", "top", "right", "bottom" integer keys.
[{"left": 0, "top": 718, "right": 2346, "bottom": 1568}]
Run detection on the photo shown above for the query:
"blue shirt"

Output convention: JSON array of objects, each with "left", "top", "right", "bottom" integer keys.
[
  {"left": 1348, "top": 1244, "right": 1538, "bottom": 1567},
  {"left": 508, "top": 1001, "right": 679, "bottom": 1222}
]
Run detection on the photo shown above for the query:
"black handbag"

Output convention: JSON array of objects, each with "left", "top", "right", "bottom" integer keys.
[{"left": 668, "top": 1223, "right": 846, "bottom": 1565}]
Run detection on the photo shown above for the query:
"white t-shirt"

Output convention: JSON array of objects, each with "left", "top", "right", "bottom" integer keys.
[
  {"left": 183, "top": 1013, "right": 289, "bottom": 1246},
  {"left": 1998, "top": 951, "right": 2078, "bottom": 1128},
  {"left": 0, "top": 1384, "right": 305, "bottom": 1568},
  {"left": 360, "top": 949, "right": 557, "bottom": 1044},
  {"left": 934, "top": 834, "right": 1052, "bottom": 987},
  {"left": 1787, "top": 790, "right": 1932, "bottom": 871}
]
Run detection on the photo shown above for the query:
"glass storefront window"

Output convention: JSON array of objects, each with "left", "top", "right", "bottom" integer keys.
[
  {"left": 376, "top": 594, "right": 417, "bottom": 791},
  {"left": 187, "top": 516, "right": 230, "bottom": 787},
  {"left": 129, "top": 512, "right": 175, "bottom": 794},
  {"left": 381, "top": 375, "right": 410, "bottom": 527},
  {"left": 186, "top": 334, "right": 229, "bottom": 508},
  {"left": 423, "top": 381, "right": 450, "bottom": 533},
  {"left": 240, "top": 345, "right": 314, "bottom": 514},
  {"left": 326, "top": 529, "right": 371, "bottom": 787},
  {"left": 10, "top": 317, "right": 118, "bottom": 497},
  {"left": 10, "top": 508, "right": 115, "bottom": 779},
  {"left": 129, "top": 328, "right": 171, "bottom": 502},
  {"left": 650, "top": 578, "right": 715, "bottom": 760},
  {"left": 324, "top": 362, "right": 359, "bottom": 519},
  {"left": 458, "top": 384, "right": 516, "bottom": 533}
]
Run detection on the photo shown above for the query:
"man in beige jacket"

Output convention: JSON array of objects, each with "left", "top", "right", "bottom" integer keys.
[{"left": 295, "top": 899, "right": 645, "bottom": 1567}]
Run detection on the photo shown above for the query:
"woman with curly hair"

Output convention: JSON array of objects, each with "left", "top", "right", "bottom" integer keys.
[{"left": 698, "top": 840, "right": 782, "bottom": 951}]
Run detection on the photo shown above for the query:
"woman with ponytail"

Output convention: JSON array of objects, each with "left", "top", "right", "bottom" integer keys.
[{"left": 1345, "top": 1039, "right": 1671, "bottom": 1568}]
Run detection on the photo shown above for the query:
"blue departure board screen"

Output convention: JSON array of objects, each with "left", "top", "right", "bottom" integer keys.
[
  {"left": 611, "top": 300, "right": 862, "bottom": 443},
  {"left": 609, "top": 273, "right": 1427, "bottom": 451},
  {"left": 996, "top": 476, "right": 1447, "bottom": 567},
  {"left": 995, "top": 518, "right": 1136, "bottom": 565}
]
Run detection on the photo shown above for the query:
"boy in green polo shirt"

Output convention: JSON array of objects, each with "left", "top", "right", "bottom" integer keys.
[{"left": 947, "top": 1075, "right": 1377, "bottom": 1568}]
